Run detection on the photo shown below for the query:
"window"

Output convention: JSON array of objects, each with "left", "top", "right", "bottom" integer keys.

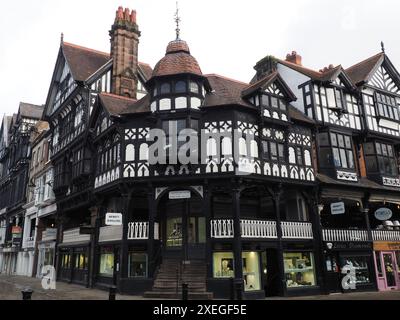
[
  {"left": 284, "top": 252, "right": 316, "bottom": 288},
  {"left": 175, "top": 97, "right": 187, "bottom": 109},
  {"left": 163, "top": 120, "right": 187, "bottom": 150},
  {"left": 190, "top": 97, "right": 202, "bottom": 109},
  {"left": 264, "top": 142, "right": 285, "bottom": 162},
  {"left": 160, "top": 83, "right": 171, "bottom": 95},
  {"left": 175, "top": 81, "right": 187, "bottom": 93},
  {"left": 159, "top": 99, "right": 171, "bottom": 111},
  {"left": 75, "top": 253, "right": 88, "bottom": 270},
  {"left": 375, "top": 92, "right": 399, "bottom": 121},
  {"left": 190, "top": 81, "right": 199, "bottom": 94},
  {"left": 376, "top": 142, "right": 397, "bottom": 176},
  {"left": 340, "top": 256, "right": 371, "bottom": 285},
  {"left": 128, "top": 253, "right": 148, "bottom": 278},
  {"left": 330, "top": 132, "right": 355, "bottom": 169},
  {"left": 99, "top": 248, "right": 114, "bottom": 277},
  {"left": 213, "top": 252, "right": 234, "bottom": 278}
]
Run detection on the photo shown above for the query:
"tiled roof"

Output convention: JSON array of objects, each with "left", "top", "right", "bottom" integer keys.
[
  {"left": 345, "top": 52, "right": 384, "bottom": 85},
  {"left": 62, "top": 42, "right": 110, "bottom": 82},
  {"left": 288, "top": 106, "right": 315, "bottom": 125},
  {"left": 152, "top": 40, "right": 202, "bottom": 78},
  {"left": 203, "top": 74, "right": 255, "bottom": 109},
  {"left": 99, "top": 93, "right": 150, "bottom": 116},
  {"left": 62, "top": 42, "right": 153, "bottom": 82},
  {"left": 19, "top": 102, "right": 44, "bottom": 120},
  {"left": 242, "top": 71, "right": 279, "bottom": 97}
]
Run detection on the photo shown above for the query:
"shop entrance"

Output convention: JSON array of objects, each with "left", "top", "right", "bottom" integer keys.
[
  {"left": 262, "top": 249, "right": 281, "bottom": 297},
  {"left": 375, "top": 251, "right": 400, "bottom": 291},
  {"left": 161, "top": 194, "right": 206, "bottom": 261}
]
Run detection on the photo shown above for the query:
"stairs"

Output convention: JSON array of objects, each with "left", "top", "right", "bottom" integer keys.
[{"left": 144, "top": 259, "right": 213, "bottom": 300}]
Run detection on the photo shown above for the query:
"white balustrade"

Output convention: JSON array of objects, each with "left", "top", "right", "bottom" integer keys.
[
  {"left": 128, "top": 222, "right": 149, "bottom": 240},
  {"left": 211, "top": 219, "right": 235, "bottom": 239},
  {"left": 241, "top": 220, "right": 277, "bottom": 239},
  {"left": 323, "top": 229, "right": 369, "bottom": 242},
  {"left": 372, "top": 230, "right": 400, "bottom": 242},
  {"left": 281, "top": 222, "right": 314, "bottom": 239}
]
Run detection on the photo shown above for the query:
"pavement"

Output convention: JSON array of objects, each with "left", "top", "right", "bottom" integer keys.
[{"left": 1, "top": 274, "right": 400, "bottom": 300}]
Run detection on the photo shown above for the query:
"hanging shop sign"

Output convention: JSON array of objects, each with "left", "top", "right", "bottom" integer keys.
[
  {"left": 106, "top": 213, "right": 123, "bottom": 226},
  {"left": 331, "top": 202, "right": 345, "bottom": 215},
  {"left": 374, "top": 208, "right": 393, "bottom": 221},
  {"left": 169, "top": 191, "right": 191, "bottom": 200},
  {"left": 11, "top": 226, "right": 22, "bottom": 237}
]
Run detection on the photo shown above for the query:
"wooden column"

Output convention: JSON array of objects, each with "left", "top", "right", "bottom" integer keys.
[
  {"left": 232, "top": 187, "right": 243, "bottom": 282},
  {"left": 308, "top": 190, "right": 327, "bottom": 294},
  {"left": 272, "top": 185, "right": 287, "bottom": 297},
  {"left": 147, "top": 188, "right": 156, "bottom": 278},
  {"left": 120, "top": 193, "right": 132, "bottom": 281},
  {"left": 88, "top": 205, "right": 100, "bottom": 288},
  {"left": 203, "top": 185, "right": 213, "bottom": 278}
]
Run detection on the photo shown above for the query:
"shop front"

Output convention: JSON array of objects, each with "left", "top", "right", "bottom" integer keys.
[
  {"left": 37, "top": 241, "right": 56, "bottom": 278},
  {"left": 323, "top": 242, "right": 376, "bottom": 293},
  {"left": 373, "top": 242, "right": 400, "bottom": 291},
  {"left": 58, "top": 246, "right": 90, "bottom": 285}
]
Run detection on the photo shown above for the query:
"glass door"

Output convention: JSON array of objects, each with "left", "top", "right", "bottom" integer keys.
[
  {"left": 382, "top": 252, "right": 397, "bottom": 289},
  {"left": 166, "top": 217, "right": 183, "bottom": 248}
]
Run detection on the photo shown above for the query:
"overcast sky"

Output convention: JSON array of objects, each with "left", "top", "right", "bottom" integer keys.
[{"left": 1, "top": 0, "right": 399, "bottom": 119}]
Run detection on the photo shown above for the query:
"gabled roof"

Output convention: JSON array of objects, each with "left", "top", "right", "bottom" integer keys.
[
  {"left": 62, "top": 42, "right": 110, "bottom": 82},
  {"left": 241, "top": 71, "right": 297, "bottom": 101},
  {"left": 98, "top": 93, "right": 150, "bottom": 117},
  {"left": 345, "top": 53, "right": 384, "bottom": 86},
  {"left": 203, "top": 74, "right": 255, "bottom": 109},
  {"left": 19, "top": 102, "right": 44, "bottom": 120}
]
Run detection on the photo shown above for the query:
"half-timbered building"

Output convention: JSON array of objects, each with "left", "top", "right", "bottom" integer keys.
[{"left": 0, "top": 103, "right": 43, "bottom": 275}]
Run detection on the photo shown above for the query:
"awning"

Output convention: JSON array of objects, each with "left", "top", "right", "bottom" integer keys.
[
  {"left": 369, "top": 194, "right": 400, "bottom": 205},
  {"left": 321, "top": 188, "right": 364, "bottom": 203}
]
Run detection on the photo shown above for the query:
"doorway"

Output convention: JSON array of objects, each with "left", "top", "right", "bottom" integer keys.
[
  {"left": 382, "top": 252, "right": 398, "bottom": 289},
  {"left": 161, "top": 196, "right": 206, "bottom": 261}
]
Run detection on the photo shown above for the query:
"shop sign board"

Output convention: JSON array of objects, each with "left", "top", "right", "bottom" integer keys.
[
  {"left": 169, "top": 191, "right": 191, "bottom": 200},
  {"left": 373, "top": 242, "right": 400, "bottom": 251},
  {"left": 374, "top": 208, "right": 393, "bottom": 221},
  {"left": 331, "top": 202, "right": 345, "bottom": 215},
  {"left": 106, "top": 213, "right": 123, "bottom": 226}
]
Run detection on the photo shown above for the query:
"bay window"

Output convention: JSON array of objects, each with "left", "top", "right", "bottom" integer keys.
[
  {"left": 375, "top": 92, "right": 399, "bottom": 121},
  {"left": 364, "top": 141, "right": 398, "bottom": 176},
  {"left": 331, "top": 132, "right": 355, "bottom": 170}
]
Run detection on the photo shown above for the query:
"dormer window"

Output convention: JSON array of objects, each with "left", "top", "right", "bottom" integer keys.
[
  {"left": 324, "top": 87, "right": 347, "bottom": 116},
  {"left": 260, "top": 93, "right": 289, "bottom": 122}
]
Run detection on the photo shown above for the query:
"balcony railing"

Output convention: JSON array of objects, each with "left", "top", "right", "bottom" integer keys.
[
  {"left": 211, "top": 220, "right": 311, "bottom": 240},
  {"left": 281, "top": 222, "right": 314, "bottom": 240},
  {"left": 372, "top": 230, "right": 400, "bottom": 241},
  {"left": 323, "top": 229, "right": 369, "bottom": 242},
  {"left": 127, "top": 222, "right": 160, "bottom": 240}
]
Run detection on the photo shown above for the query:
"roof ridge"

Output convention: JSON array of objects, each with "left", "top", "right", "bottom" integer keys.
[
  {"left": 205, "top": 73, "right": 248, "bottom": 86},
  {"left": 276, "top": 58, "right": 322, "bottom": 76},
  {"left": 345, "top": 52, "right": 384, "bottom": 71},
  {"left": 63, "top": 42, "right": 110, "bottom": 57}
]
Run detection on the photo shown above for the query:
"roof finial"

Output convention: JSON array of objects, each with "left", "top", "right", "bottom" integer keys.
[
  {"left": 381, "top": 41, "right": 385, "bottom": 53},
  {"left": 174, "top": 1, "right": 181, "bottom": 40},
  {"left": 60, "top": 32, "right": 64, "bottom": 45}
]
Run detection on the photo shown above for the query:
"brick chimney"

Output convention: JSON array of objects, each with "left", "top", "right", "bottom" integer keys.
[
  {"left": 110, "top": 7, "right": 141, "bottom": 99},
  {"left": 286, "top": 51, "right": 302, "bottom": 66}
]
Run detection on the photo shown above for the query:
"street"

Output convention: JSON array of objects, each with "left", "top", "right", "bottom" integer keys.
[{"left": 1, "top": 274, "right": 400, "bottom": 300}]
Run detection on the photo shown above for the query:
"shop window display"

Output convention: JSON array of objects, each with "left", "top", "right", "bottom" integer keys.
[
  {"left": 213, "top": 252, "right": 234, "bottom": 278},
  {"left": 284, "top": 252, "right": 316, "bottom": 288},
  {"left": 340, "top": 256, "right": 370, "bottom": 284},
  {"left": 128, "top": 253, "right": 148, "bottom": 278},
  {"left": 213, "top": 252, "right": 261, "bottom": 292},
  {"left": 243, "top": 252, "right": 261, "bottom": 291},
  {"left": 99, "top": 248, "right": 114, "bottom": 277}
]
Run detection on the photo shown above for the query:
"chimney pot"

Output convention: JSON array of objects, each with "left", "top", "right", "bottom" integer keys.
[
  {"left": 285, "top": 51, "right": 302, "bottom": 66},
  {"left": 130, "top": 10, "right": 137, "bottom": 23}
]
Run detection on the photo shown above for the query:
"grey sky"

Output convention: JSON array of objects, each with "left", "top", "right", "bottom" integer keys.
[{"left": 1, "top": 0, "right": 399, "bottom": 118}]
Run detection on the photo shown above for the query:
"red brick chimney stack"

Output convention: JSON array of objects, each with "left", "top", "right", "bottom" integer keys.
[
  {"left": 285, "top": 51, "right": 302, "bottom": 66},
  {"left": 110, "top": 6, "right": 141, "bottom": 99}
]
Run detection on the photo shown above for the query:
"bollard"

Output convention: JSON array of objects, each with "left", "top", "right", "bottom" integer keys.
[
  {"left": 234, "top": 279, "right": 243, "bottom": 301},
  {"left": 229, "top": 278, "right": 235, "bottom": 300},
  {"left": 109, "top": 286, "right": 117, "bottom": 301},
  {"left": 21, "top": 288, "right": 33, "bottom": 300},
  {"left": 182, "top": 283, "right": 189, "bottom": 301}
]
